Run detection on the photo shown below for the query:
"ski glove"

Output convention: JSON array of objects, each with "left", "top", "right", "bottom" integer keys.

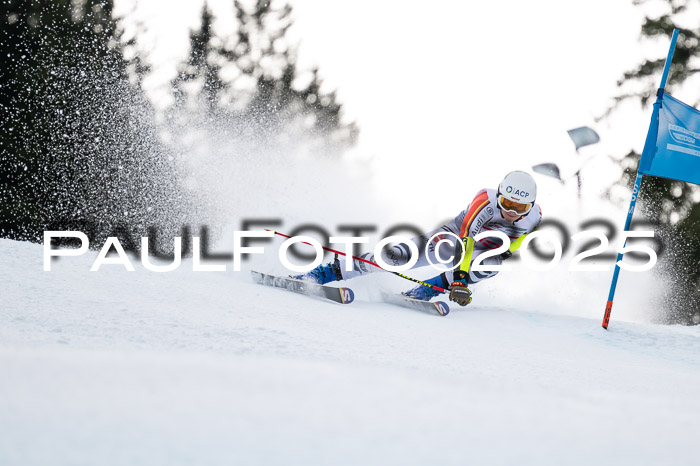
[{"left": 448, "top": 281, "right": 472, "bottom": 306}]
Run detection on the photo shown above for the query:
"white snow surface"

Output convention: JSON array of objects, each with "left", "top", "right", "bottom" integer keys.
[{"left": 2, "top": 238, "right": 700, "bottom": 466}]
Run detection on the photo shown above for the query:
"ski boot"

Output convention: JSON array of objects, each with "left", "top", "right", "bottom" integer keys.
[
  {"left": 402, "top": 274, "right": 449, "bottom": 301},
  {"left": 292, "top": 256, "right": 343, "bottom": 285}
]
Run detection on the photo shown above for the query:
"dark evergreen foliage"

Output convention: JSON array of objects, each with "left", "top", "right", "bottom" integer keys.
[
  {"left": 1, "top": 0, "right": 353, "bottom": 251},
  {"left": 167, "top": 0, "right": 357, "bottom": 156},
  {"left": 0, "top": 0, "right": 189, "bottom": 247}
]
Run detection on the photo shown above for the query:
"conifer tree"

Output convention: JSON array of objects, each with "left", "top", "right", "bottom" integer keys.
[
  {"left": 167, "top": 0, "right": 356, "bottom": 160},
  {"left": 0, "top": 0, "right": 188, "bottom": 247}
]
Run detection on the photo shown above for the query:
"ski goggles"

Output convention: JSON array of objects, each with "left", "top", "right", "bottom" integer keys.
[{"left": 498, "top": 195, "right": 532, "bottom": 215}]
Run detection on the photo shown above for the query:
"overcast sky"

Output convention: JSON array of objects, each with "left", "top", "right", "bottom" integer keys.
[{"left": 114, "top": 0, "right": 680, "bottom": 220}]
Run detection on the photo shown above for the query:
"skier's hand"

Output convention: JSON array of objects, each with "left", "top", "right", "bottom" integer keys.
[{"left": 448, "top": 281, "right": 472, "bottom": 306}]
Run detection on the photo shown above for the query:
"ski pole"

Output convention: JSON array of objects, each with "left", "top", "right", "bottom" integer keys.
[{"left": 266, "top": 229, "right": 447, "bottom": 293}]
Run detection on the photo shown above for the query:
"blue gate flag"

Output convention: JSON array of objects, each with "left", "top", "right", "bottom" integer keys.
[
  {"left": 639, "top": 92, "right": 700, "bottom": 186},
  {"left": 603, "top": 29, "right": 679, "bottom": 330}
]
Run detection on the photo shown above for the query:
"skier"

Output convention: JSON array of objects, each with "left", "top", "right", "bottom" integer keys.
[{"left": 294, "top": 171, "right": 542, "bottom": 306}]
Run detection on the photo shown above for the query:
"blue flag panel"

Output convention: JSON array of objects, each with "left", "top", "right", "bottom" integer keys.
[{"left": 640, "top": 93, "right": 700, "bottom": 186}]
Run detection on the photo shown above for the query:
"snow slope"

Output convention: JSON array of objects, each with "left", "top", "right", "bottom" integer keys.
[{"left": 2, "top": 238, "right": 700, "bottom": 466}]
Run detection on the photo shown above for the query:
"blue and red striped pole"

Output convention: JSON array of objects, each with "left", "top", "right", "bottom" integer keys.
[{"left": 603, "top": 29, "right": 679, "bottom": 329}]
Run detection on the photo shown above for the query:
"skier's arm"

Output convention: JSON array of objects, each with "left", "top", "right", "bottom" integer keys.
[
  {"left": 458, "top": 190, "right": 491, "bottom": 237},
  {"left": 449, "top": 236, "right": 474, "bottom": 306},
  {"left": 499, "top": 232, "right": 528, "bottom": 260},
  {"left": 453, "top": 236, "right": 475, "bottom": 281},
  {"left": 453, "top": 189, "right": 492, "bottom": 281},
  {"left": 501, "top": 209, "right": 542, "bottom": 260}
]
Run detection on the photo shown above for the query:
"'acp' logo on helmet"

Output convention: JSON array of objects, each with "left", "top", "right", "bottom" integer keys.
[{"left": 507, "top": 185, "right": 530, "bottom": 198}]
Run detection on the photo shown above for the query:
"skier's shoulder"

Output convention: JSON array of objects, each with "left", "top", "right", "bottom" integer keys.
[
  {"left": 519, "top": 203, "right": 543, "bottom": 231},
  {"left": 467, "top": 188, "right": 498, "bottom": 217},
  {"left": 473, "top": 188, "right": 496, "bottom": 200},
  {"left": 469, "top": 188, "right": 498, "bottom": 210},
  {"left": 461, "top": 188, "right": 498, "bottom": 233},
  {"left": 533, "top": 202, "right": 543, "bottom": 217}
]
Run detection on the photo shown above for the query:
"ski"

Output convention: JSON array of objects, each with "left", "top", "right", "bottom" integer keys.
[
  {"left": 251, "top": 271, "right": 355, "bottom": 304},
  {"left": 379, "top": 292, "right": 450, "bottom": 316}
]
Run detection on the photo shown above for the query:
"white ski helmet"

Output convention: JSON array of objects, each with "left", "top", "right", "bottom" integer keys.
[{"left": 497, "top": 171, "right": 537, "bottom": 215}]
